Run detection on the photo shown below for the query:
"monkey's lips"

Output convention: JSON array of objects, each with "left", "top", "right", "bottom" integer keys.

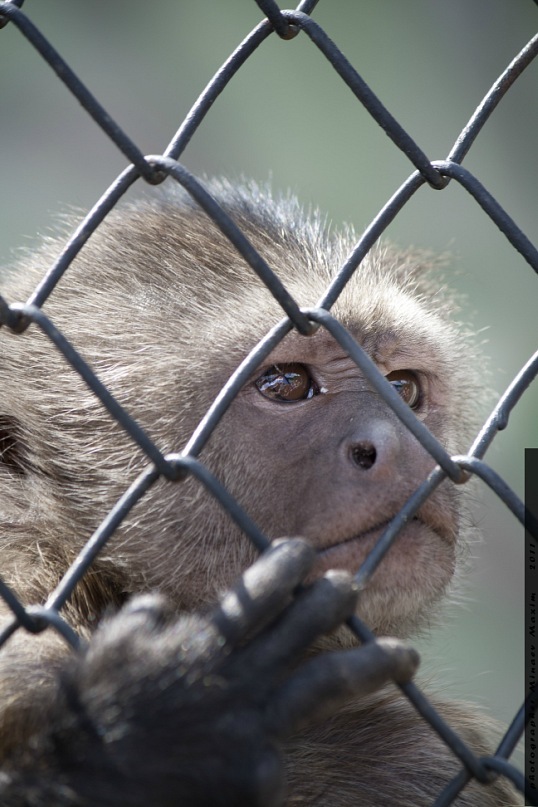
[{"left": 310, "top": 516, "right": 429, "bottom": 579}]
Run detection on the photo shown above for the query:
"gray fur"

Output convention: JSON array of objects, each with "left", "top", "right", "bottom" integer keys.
[{"left": 0, "top": 180, "right": 519, "bottom": 804}]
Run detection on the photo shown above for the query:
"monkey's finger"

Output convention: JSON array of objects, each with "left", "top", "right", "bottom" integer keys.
[
  {"left": 211, "top": 538, "right": 315, "bottom": 645},
  {"left": 267, "top": 638, "right": 420, "bottom": 738},
  {"left": 242, "top": 570, "right": 358, "bottom": 672}
]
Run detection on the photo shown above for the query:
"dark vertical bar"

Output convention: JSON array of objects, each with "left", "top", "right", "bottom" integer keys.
[{"left": 526, "top": 448, "right": 538, "bottom": 798}]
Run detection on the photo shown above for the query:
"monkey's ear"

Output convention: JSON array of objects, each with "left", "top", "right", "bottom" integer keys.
[{"left": 0, "top": 415, "right": 28, "bottom": 476}]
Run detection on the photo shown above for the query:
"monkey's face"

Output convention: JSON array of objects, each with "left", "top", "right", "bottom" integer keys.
[
  {"left": 213, "top": 324, "right": 459, "bottom": 638},
  {"left": 0, "top": 190, "right": 476, "bottom": 641}
]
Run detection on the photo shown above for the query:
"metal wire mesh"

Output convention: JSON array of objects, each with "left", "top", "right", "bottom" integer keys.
[{"left": 0, "top": 1, "right": 536, "bottom": 803}]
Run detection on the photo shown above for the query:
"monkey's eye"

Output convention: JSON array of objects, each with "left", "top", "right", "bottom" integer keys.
[
  {"left": 385, "top": 370, "right": 421, "bottom": 409},
  {"left": 255, "top": 363, "right": 319, "bottom": 403}
]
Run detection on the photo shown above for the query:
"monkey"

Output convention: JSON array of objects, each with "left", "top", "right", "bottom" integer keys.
[{"left": 0, "top": 178, "right": 521, "bottom": 805}]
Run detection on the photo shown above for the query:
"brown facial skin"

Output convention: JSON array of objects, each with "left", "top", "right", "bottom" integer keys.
[{"left": 230, "top": 327, "right": 458, "bottom": 637}]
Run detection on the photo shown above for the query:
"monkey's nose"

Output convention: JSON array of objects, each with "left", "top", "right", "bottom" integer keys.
[
  {"left": 347, "top": 419, "right": 400, "bottom": 475},
  {"left": 350, "top": 442, "right": 376, "bottom": 469}
]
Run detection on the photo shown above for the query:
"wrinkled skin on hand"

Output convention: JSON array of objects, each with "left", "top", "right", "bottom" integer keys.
[{"left": 0, "top": 539, "right": 418, "bottom": 807}]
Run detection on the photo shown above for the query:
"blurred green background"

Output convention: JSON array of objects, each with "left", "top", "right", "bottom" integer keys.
[{"left": 0, "top": 0, "right": 536, "bottom": 755}]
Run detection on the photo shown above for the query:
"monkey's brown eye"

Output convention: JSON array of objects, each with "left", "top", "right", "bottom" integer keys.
[
  {"left": 385, "top": 370, "right": 421, "bottom": 409},
  {"left": 255, "top": 363, "right": 319, "bottom": 403}
]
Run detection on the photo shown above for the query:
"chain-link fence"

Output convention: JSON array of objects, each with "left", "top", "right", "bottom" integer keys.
[{"left": 0, "top": 1, "right": 536, "bottom": 804}]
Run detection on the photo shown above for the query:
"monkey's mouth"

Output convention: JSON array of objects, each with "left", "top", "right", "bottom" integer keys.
[
  {"left": 312, "top": 515, "right": 427, "bottom": 577},
  {"left": 318, "top": 517, "right": 424, "bottom": 555}
]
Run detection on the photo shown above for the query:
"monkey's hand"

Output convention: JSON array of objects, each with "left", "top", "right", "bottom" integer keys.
[{"left": 1, "top": 539, "right": 418, "bottom": 807}]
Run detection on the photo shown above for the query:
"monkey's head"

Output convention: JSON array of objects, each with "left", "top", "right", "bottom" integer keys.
[{"left": 0, "top": 180, "right": 480, "bottom": 638}]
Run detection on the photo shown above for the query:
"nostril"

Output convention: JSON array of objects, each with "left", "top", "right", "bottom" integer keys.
[{"left": 350, "top": 441, "right": 377, "bottom": 470}]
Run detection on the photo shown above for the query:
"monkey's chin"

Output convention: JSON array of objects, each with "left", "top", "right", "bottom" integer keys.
[{"left": 308, "top": 519, "right": 456, "bottom": 638}]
